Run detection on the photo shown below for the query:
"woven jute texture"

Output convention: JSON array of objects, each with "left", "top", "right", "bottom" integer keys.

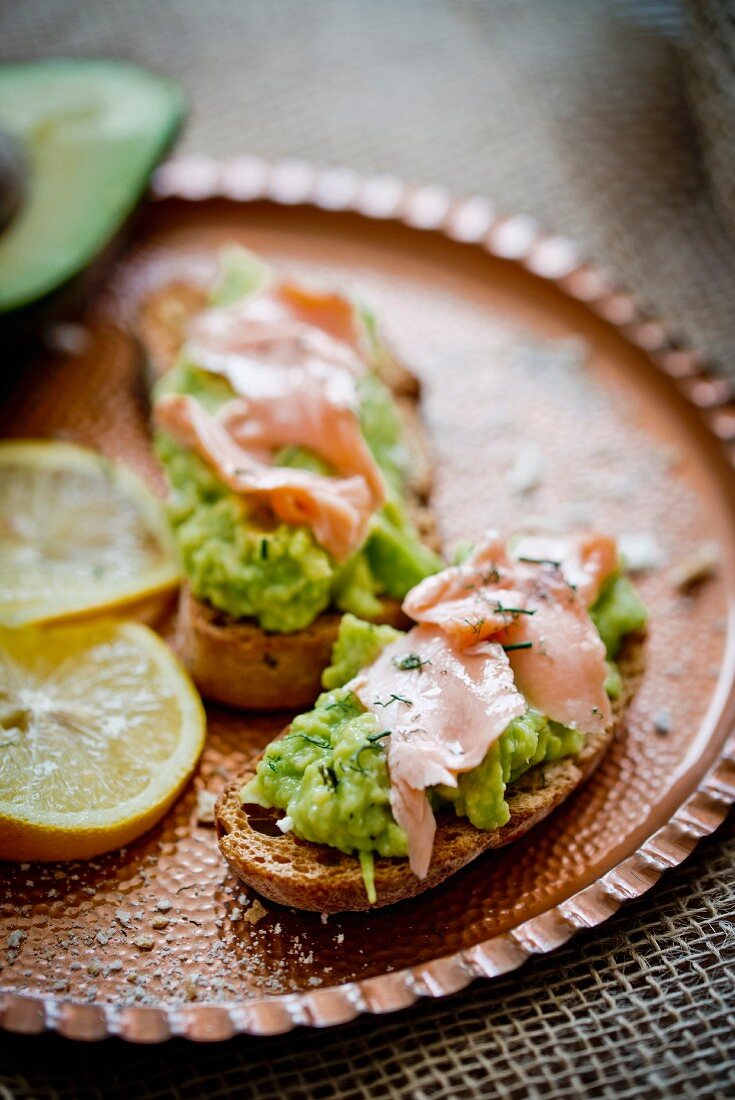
[{"left": 1, "top": 1, "right": 734, "bottom": 1096}]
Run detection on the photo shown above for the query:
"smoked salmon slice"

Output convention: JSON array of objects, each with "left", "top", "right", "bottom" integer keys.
[
  {"left": 403, "top": 531, "right": 613, "bottom": 734},
  {"left": 155, "top": 394, "right": 375, "bottom": 561},
  {"left": 158, "top": 280, "right": 387, "bottom": 562},
  {"left": 187, "top": 287, "right": 365, "bottom": 377},
  {"left": 351, "top": 624, "right": 526, "bottom": 878}
]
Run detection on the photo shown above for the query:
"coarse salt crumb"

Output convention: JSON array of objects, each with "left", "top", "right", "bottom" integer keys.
[
  {"left": 619, "top": 532, "right": 661, "bottom": 572},
  {"left": 335, "top": 933, "right": 344, "bottom": 945},
  {"left": 653, "top": 710, "right": 672, "bottom": 735},
  {"left": 133, "top": 936, "right": 154, "bottom": 951},
  {"left": 508, "top": 442, "right": 542, "bottom": 495},
  {"left": 44, "top": 323, "right": 91, "bottom": 356},
  {"left": 195, "top": 789, "right": 217, "bottom": 825},
  {"left": 7, "top": 931, "right": 24, "bottom": 950},
  {"left": 230, "top": 908, "right": 241, "bottom": 921},
  {"left": 155, "top": 899, "right": 172, "bottom": 913},
  {"left": 670, "top": 541, "right": 720, "bottom": 590},
  {"left": 243, "top": 900, "right": 267, "bottom": 924},
  {"left": 320, "top": 913, "right": 329, "bottom": 925}
]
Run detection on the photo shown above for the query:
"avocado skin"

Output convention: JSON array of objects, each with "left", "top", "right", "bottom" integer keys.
[
  {"left": 0, "top": 128, "right": 26, "bottom": 232},
  {"left": 0, "top": 59, "right": 185, "bottom": 349}
]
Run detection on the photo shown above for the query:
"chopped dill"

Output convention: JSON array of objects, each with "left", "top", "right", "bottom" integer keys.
[
  {"left": 284, "top": 731, "right": 330, "bottom": 749},
  {"left": 319, "top": 764, "right": 339, "bottom": 790},
  {"left": 502, "top": 641, "right": 533, "bottom": 652},
  {"left": 324, "top": 698, "right": 354, "bottom": 712},
  {"left": 392, "top": 653, "right": 431, "bottom": 672},
  {"left": 493, "top": 603, "right": 536, "bottom": 616},
  {"left": 373, "top": 693, "right": 412, "bottom": 708},
  {"left": 260, "top": 538, "right": 269, "bottom": 560},
  {"left": 462, "top": 616, "right": 486, "bottom": 641},
  {"left": 349, "top": 733, "right": 390, "bottom": 774},
  {"left": 517, "top": 556, "right": 562, "bottom": 567}
]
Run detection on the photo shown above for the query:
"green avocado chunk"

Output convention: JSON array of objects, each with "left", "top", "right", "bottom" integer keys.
[
  {"left": 243, "top": 574, "right": 646, "bottom": 889},
  {"left": 242, "top": 686, "right": 408, "bottom": 860},
  {"left": 322, "top": 613, "right": 403, "bottom": 690},
  {"left": 154, "top": 431, "right": 336, "bottom": 633},
  {"left": 590, "top": 573, "right": 647, "bottom": 659},
  {"left": 0, "top": 59, "right": 185, "bottom": 314}
]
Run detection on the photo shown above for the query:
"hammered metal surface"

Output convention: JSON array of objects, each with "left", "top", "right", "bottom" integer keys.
[{"left": 1, "top": 161, "right": 734, "bottom": 1041}]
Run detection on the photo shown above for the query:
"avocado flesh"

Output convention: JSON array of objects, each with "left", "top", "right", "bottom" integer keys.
[{"left": 0, "top": 60, "right": 185, "bottom": 314}]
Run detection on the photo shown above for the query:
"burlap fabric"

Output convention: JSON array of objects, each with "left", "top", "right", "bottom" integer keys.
[{"left": 1, "top": 1, "right": 733, "bottom": 1096}]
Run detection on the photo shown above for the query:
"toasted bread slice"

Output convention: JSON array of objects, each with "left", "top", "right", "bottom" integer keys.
[
  {"left": 138, "top": 281, "right": 208, "bottom": 384},
  {"left": 140, "top": 277, "right": 439, "bottom": 710},
  {"left": 215, "top": 639, "right": 645, "bottom": 911},
  {"left": 175, "top": 586, "right": 410, "bottom": 711}
]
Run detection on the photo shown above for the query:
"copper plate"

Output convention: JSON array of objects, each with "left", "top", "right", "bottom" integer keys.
[{"left": 1, "top": 159, "right": 734, "bottom": 1043}]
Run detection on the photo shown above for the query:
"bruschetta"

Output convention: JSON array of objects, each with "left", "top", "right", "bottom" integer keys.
[
  {"left": 144, "top": 247, "right": 442, "bottom": 708},
  {"left": 215, "top": 530, "right": 647, "bottom": 910}
]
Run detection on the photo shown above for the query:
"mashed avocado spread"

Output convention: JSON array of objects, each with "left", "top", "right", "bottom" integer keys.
[
  {"left": 242, "top": 576, "right": 646, "bottom": 898},
  {"left": 153, "top": 258, "right": 442, "bottom": 632}
]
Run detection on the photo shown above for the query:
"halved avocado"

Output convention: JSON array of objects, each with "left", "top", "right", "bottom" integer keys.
[
  {"left": 0, "top": 128, "right": 26, "bottom": 232},
  {"left": 0, "top": 59, "right": 185, "bottom": 318}
]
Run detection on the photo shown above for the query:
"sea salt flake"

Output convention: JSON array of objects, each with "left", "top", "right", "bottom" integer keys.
[
  {"left": 508, "top": 442, "right": 542, "bottom": 495},
  {"left": 619, "top": 532, "right": 661, "bottom": 572},
  {"left": 653, "top": 710, "right": 672, "bottom": 735},
  {"left": 195, "top": 789, "right": 217, "bottom": 824},
  {"left": 670, "top": 541, "right": 720, "bottom": 589}
]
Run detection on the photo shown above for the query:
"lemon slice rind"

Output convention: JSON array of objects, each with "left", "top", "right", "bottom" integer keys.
[
  {"left": 0, "top": 439, "right": 181, "bottom": 628},
  {"left": 0, "top": 620, "right": 206, "bottom": 862}
]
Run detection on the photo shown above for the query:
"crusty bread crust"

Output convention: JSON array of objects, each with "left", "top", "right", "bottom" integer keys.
[
  {"left": 138, "top": 281, "right": 208, "bottom": 384},
  {"left": 215, "top": 638, "right": 645, "bottom": 911},
  {"left": 140, "top": 278, "right": 439, "bottom": 710},
  {"left": 175, "top": 586, "right": 409, "bottom": 711}
]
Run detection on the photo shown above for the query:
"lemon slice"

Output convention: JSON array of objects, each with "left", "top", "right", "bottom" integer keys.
[
  {"left": 0, "top": 440, "right": 180, "bottom": 627},
  {"left": 0, "top": 619, "right": 206, "bottom": 861}
]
